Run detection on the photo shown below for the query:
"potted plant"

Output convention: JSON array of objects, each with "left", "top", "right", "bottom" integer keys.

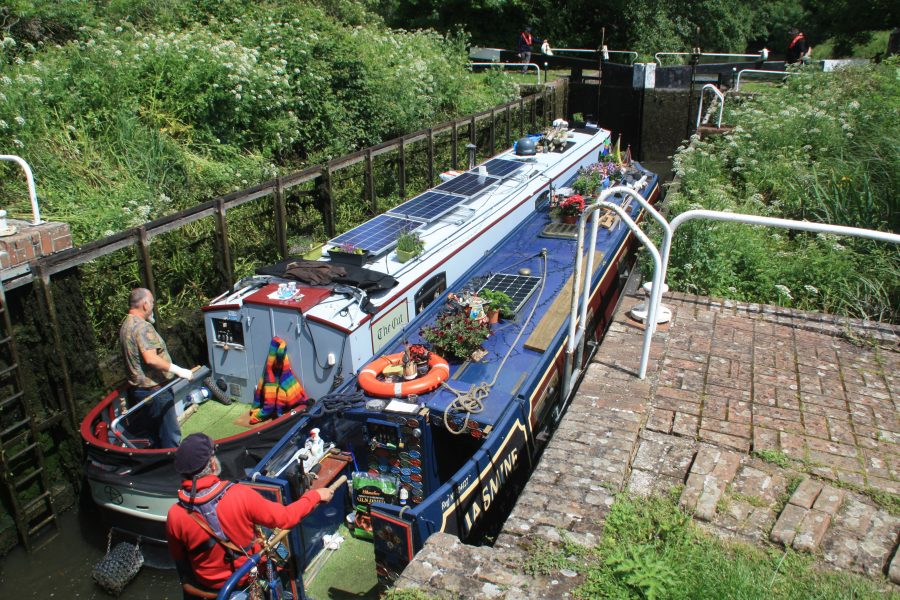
[
  {"left": 479, "top": 289, "right": 513, "bottom": 324},
  {"left": 395, "top": 230, "right": 425, "bottom": 263},
  {"left": 420, "top": 310, "right": 491, "bottom": 362},
  {"left": 327, "top": 242, "right": 370, "bottom": 266},
  {"left": 571, "top": 162, "right": 614, "bottom": 197},
  {"left": 553, "top": 194, "right": 585, "bottom": 224}
]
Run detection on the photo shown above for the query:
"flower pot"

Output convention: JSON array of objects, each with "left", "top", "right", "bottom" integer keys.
[
  {"left": 562, "top": 214, "right": 578, "bottom": 225},
  {"left": 328, "top": 249, "right": 370, "bottom": 266},
  {"left": 396, "top": 248, "right": 418, "bottom": 263},
  {"left": 487, "top": 309, "right": 500, "bottom": 324}
]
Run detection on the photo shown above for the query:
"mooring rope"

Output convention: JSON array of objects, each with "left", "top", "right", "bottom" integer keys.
[{"left": 441, "top": 250, "right": 548, "bottom": 434}]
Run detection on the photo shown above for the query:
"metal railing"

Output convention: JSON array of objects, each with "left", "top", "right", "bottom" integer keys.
[
  {"left": 468, "top": 62, "right": 542, "bottom": 84},
  {"left": 655, "top": 50, "right": 768, "bottom": 66},
  {"left": 564, "top": 180, "right": 664, "bottom": 393},
  {"left": 0, "top": 155, "right": 42, "bottom": 225},
  {"left": 696, "top": 84, "right": 725, "bottom": 129},
  {"left": 734, "top": 69, "right": 796, "bottom": 91},
  {"left": 553, "top": 47, "right": 639, "bottom": 63},
  {"left": 650, "top": 211, "right": 900, "bottom": 349}
]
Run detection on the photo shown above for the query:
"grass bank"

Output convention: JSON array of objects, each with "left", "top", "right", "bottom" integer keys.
[
  {"left": 654, "top": 59, "right": 899, "bottom": 322},
  {"left": 526, "top": 491, "right": 897, "bottom": 599}
]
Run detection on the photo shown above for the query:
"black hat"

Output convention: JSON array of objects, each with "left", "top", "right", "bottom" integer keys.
[
  {"left": 174, "top": 433, "right": 215, "bottom": 477},
  {"left": 525, "top": 26, "right": 532, "bottom": 33}
]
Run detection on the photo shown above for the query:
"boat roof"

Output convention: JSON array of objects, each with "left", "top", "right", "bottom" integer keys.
[
  {"left": 273, "top": 128, "right": 610, "bottom": 331},
  {"left": 358, "top": 165, "right": 660, "bottom": 430}
]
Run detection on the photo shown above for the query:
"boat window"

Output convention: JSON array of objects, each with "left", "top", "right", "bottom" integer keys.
[{"left": 414, "top": 272, "right": 446, "bottom": 315}]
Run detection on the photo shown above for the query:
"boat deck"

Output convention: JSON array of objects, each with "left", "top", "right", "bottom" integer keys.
[{"left": 396, "top": 174, "right": 658, "bottom": 430}]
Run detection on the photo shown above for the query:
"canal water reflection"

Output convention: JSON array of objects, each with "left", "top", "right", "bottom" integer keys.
[{"left": 0, "top": 505, "right": 181, "bottom": 599}]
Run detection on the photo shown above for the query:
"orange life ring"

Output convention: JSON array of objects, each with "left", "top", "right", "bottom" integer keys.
[{"left": 358, "top": 352, "right": 450, "bottom": 398}]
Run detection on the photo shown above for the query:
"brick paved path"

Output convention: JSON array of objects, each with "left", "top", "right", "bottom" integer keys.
[{"left": 395, "top": 292, "right": 900, "bottom": 597}]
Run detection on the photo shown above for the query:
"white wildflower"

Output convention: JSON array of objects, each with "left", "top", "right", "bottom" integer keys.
[
  {"left": 14, "top": 116, "right": 24, "bottom": 126},
  {"left": 803, "top": 285, "right": 819, "bottom": 295},
  {"left": 774, "top": 284, "right": 792, "bottom": 300}
]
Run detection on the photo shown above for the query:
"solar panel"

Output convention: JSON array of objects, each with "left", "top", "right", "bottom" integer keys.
[
  {"left": 476, "top": 158, "right": 526, "bottom": 178},
  {"left": 387, "top": 191, "right": 467, "bottom": 222},
  {"left": 435, "top": 172, "right": 500, "bottom": 197},
  {"left": 478, "top": 273, "right": 542, "bottom": 314},
  {"left": 329, "top": 214, "right": 423, "bottom": 257}
]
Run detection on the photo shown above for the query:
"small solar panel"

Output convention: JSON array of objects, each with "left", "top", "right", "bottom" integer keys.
[
  {"left": 478, "top": 273, "right": 542, "bottom": 314},
  {"left": 329, "top": 214, "right": 423, "bottom": 257},
  {"left": 387, "top": 191, "right": 467, "bottom": 222},
  {"left": 476, "top": 158, "right": 526, "bottom": 178},
  {"left": 435, "top": 172, "right": 500, "bottom": 197}
]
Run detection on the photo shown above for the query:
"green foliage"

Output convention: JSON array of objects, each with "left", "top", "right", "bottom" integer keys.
[
  {"left": 575, "top": 491, "right": 895, "bottom": 599},
  {"left": 654, "top": 61, "right": 899, "bottom": 323},
  {"left": 479, "top": 289, "right": 513, "bottom": 315},
  {"left": 0, "top": 1, "right": 518, "bottom": 244},
  {"left": 396, "top": 230, "right": 424, "bottom": 254},
  {"left": 420, "top": 310, "right": 491, "bottom": 360},
  {"left": 753, "top": 449, "right": 792, "bottom": 469}
]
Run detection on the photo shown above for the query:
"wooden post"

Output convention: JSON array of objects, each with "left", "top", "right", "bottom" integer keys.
[
  {"left": 489, "top": 108, "right": 496, "bottom": 156},
  {"left": 398, "top": 137, "right": 406, "bottom": 199},
  {"left": 365, "top": 148, "right": 376, "bottom": 214},
  {"left": 33, "top": 266, "right": 77, "bottom": 430},
  {"left": 451, "top": 122, "right": 458, "bottom": 170},
  {"left": 469, "top": 116, "right": 476, "bottom": 145},
  {"left": 530, "top": 96, "right": 536, "bottom": 129},
  {"left": 505, "top": 105, "right": 511, "bottom": 147},
  {"left": 426, "top": 127, "right": 434, "bottom": 186},
  {"left": 137, "top": 227, "right": 156, "bottom": 303},
  {"left": 214, "top": 198, "right": 233, "bottom": 289},
  {"left": 273, "top": 177, "right": 288, "bottom": 259},
  {"left": 316, "top": 166, "right": 336, "bottom": 238},
  {"left": 519, "top": 97, "right": 525, "bottom": 136}
]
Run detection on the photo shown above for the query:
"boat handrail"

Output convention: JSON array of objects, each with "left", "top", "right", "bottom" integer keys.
[
  {"left": 734, "top": 69, "right": 795, "bottom": 91},
  {"left": 109, "top": 367, "right": 207, "bottom": 448},
  {"left": 468, "top": 62, "right": 542, "bottom": 84},
  {"left": 565, "top": 183, "right": 663, "bottom": 388},
  {"left": 696, "top": 84, "right": 725, "bottom": 130},
  {"left": 0, "top": 154, "right": 42, "bottom": 225}
]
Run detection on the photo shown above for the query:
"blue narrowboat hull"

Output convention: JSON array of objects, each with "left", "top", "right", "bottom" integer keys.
[{"left": 242, "top": 164, "right": 661, "bottom": 590}]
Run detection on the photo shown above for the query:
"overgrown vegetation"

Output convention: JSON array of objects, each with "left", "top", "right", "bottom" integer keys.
[
  {"left": 527, "top": 491, "right": 896, "bottom": 599},
  {"left": 0, "top": 1, "right": 518, "bottom": 243},
  {"left": 653, "top": 60, "right": 899, "bottom": 322}
]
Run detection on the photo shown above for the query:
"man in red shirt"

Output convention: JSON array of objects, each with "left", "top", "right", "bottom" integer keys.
[{"left": 166, "top": 433, "right": 334, "bottom": 597}]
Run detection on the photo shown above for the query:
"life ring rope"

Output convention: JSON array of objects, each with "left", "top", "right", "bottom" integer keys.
[{"left": 358, "top": 352, "right": 450, "bottom": 398}]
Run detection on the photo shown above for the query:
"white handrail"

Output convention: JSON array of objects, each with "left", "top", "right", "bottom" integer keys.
[
  {"left": 655, "top": 211, "right": 900, "bottom": 331},
  {"left": 554, "top": 47, "right": 638, "bottom": 63},
  {"left": 0, "top": 155, "right": 42, "bottom": 225},
  {"left": 468, "top": 62, "right": 542, "bottom": 84},
  {"left": 565, "top": 185, "right": 663, "bottom": 385},
  {"left": 734, "top": 69, "right": 795, "bottom": 91},
  {"left": 574, "top": 179, "right": 669, "bottom": 374},
  {"left": 696, "top": 84, "right": 725, "bottom": 129},
  {"left": 655, "top": 51, "right": 767, "bottom": 66}
]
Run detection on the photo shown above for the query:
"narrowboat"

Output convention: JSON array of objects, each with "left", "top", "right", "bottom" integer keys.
[
  {"left": 80, "top": 123, "right": 619, "bottom": 561},
  {"left": 215, "top": 153, "right": 660, "bottom": 598}
]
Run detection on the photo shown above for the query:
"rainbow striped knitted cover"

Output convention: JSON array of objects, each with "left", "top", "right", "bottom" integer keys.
[{"left": 252, "top": 336, "right": 308, "bottom": 420}]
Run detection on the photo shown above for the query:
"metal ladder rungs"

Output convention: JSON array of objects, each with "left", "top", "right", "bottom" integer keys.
[
  {"left": 21, "top": 491, "right": 52, "bottom": 515},
  {"left": 27, "top": 514, "right": 57, "bottom": 537},
  {"left": 0, "top": 362, "right": 18, "bottom": 380},
  {"left": 8, "top": 441, "right": 39, "bottom": 463},
  {"left": 0, "top": 390, "right": 24, "bottom": 411},
  {"left": 14, "top": 467, "right": 44, "bottom": 489},
  {"left": 0, "top": 416, "right": 30, "bottom": 439}
]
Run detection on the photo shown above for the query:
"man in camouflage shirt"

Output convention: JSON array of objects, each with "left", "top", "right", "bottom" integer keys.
[{"left": 120, "top": 288, "right": 193, "bottom": 447}]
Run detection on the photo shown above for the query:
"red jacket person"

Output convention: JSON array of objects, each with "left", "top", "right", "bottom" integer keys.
[{"left": 166, "top": 433, "right": 334, "bottom": 596}]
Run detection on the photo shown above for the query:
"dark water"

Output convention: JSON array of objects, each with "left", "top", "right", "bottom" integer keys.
[{"left": 0, "top": 505, "right": 181, "bottom": 599}]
